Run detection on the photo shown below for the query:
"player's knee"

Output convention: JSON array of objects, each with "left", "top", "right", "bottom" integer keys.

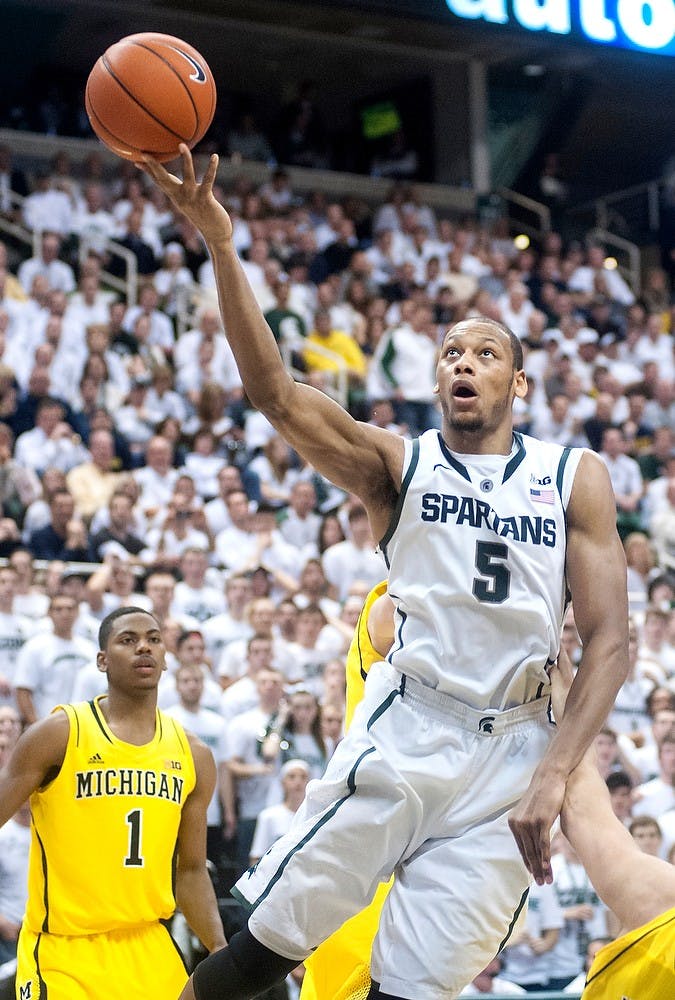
[{"left": 192, "top": 926, "right": 301, "bottom": 1000}]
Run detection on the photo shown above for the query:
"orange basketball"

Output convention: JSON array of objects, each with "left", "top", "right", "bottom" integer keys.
[{"left": 85, "top": 32, "right": 216, "bottom": 162}]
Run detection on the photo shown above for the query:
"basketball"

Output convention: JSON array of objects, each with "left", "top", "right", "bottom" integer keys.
[{"left": 85, "top": 32, "right": 216, "bottom": 162}]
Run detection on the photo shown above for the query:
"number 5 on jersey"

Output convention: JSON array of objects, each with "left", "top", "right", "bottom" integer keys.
[{"left": 473, "top": 541, "right": 510, "bottom": 604}]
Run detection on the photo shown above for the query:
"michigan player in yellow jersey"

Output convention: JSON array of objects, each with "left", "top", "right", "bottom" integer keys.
[
  {"left": 552, "top": 653, "right": 675, "bottom": 1000},
  {"left": 0, "top": 606, "right": 226, "bottom": 1000},
  {"left": 301, "top": 581, "right": 394, "bottom": 1000}
]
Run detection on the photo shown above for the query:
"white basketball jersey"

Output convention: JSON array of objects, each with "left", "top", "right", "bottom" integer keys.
[{"left": 381, "top": 430, "right": 584, "bottom": 710}]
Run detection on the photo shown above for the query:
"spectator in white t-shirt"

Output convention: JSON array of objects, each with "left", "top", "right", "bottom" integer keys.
[
  {"left": 321, "top": 505, "right": 386, "bottom": 602},
  {"left": 13, "top": 593, "right": 95, "bottom": 725}
]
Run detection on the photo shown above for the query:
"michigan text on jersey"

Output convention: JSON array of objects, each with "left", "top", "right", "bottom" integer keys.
[{"left": 74, "top": 769, "right": 185, "bottom": 801}]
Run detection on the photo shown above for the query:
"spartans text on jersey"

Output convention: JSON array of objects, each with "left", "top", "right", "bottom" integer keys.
[{"left": 420, "top": 493, "right": 557, "bottom": 547}]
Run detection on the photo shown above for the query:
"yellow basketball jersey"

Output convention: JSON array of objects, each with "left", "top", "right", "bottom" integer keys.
[
  {"left": 25, "top": 696, "right": 196, "bottom": 936},
  {"left": 582, "top": 907, "right": 675, "bottom": 1000},
  {"left": 345, "top": 579, "right": 388, "bottom": 729},
  {"left": 301, "top": 580, "right": 389, "bottom": 1000}
]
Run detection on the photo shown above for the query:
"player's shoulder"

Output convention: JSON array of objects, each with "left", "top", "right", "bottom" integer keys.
[
  {"left": 180, "top": 725, "right": 214, "bottom": 761},
  {"left": 16, "top": 707, "right": 71, "bottom": 762}
]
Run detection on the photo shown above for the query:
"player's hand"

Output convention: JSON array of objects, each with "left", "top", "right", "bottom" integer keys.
[
  {"left": 564, "top": 903, "right": 595, "bottom": 921},
  {"left": 508, "top": 769, "right": 566, "bottom": 886},
  {"left": 139, "top": 145, "right": 233, "bottom": 247}
]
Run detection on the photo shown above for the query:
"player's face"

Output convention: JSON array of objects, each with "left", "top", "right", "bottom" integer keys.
[
  {"left": 98, "top": 612, "right": 166, "bottom": 690},
  {"left": 436, "top": 323, "right": 526, "bottom": 440}
]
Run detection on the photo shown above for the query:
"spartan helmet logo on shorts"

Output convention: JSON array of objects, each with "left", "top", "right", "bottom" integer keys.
[{"left": 478, "top": 716, "right": 495, "bottom": 733}]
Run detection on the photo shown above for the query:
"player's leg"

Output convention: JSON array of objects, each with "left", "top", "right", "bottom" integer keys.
[
  {"left": 16, "top": 928, "right": 108, "bottom": 1000},
  {"left": 371, "top": 812, "right": 531, "bottom": 999},
  {"left": 192, "top": 926, "right": 299, "bottom": 999},
  {"left": 233, "top": 671, "right": 424, "bottom": 963}
]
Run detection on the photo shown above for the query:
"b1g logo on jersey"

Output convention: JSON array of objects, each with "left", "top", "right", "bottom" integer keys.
[
  {"left": 19, "top": 982, "right": 32, "bottom": 999},
  {"left": 530, "top": 474, "right": 552, "bottom": 486}
]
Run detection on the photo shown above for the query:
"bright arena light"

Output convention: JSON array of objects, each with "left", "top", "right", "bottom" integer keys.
[
  {"left": 604, "top": 257, "right": 618, "bottom": 270},
  {"left": 514, "top": 234, "right": 530, "bottom": 250}
]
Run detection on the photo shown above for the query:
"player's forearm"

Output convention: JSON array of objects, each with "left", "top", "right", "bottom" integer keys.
[
  {"left": 206, "top": 242, "right": 296, "bottom": 416},
  {"left": 541, "top": 631, "right": 628, "bottom": 779},
  {"left": 560, "top": 753, "right": 609, "bottom": 840},
  {"left": 175, "top": 867, "right": 227, "bottom": 952}
]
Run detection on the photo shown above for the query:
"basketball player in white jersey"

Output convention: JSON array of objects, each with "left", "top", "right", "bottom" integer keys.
[{"left": 143, "top": 148, "right": 629, "bottom": 1000}]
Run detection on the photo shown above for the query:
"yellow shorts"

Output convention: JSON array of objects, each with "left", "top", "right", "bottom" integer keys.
[{"left": 16, "top": 921, "right": 188, "bottom": 1000}]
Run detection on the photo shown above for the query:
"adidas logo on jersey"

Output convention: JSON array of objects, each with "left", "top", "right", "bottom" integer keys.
[{"left": 88, "top": 753, "right": 104, "bottom": 764}]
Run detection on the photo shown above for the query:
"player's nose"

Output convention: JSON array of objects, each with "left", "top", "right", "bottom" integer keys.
[{"left": 454, "top": 351, "right": 476, "bottom": 372}]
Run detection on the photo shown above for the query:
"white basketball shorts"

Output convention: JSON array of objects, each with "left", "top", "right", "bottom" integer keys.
[{"left": 233, "top": 661, "right": 554, "bottom": 1000}]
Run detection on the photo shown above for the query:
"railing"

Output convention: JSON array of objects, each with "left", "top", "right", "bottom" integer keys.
[
  {"left": 98, "top": 238, "right": 138, "bottom": 307},
  {"left": 3, "top": 186, "right": 138, "bottom": 307},
  {"left": 574, "top": 177, "right": 665, "bottom": 241},
  {"left": 279, "top": 335, "right": 349, "bottom": 411},
  {"left": 588, "top": 227, "right": 642, "bottom": 296},
  {"left": 498, "top": 188, "right": 552, "bottom": 239}
]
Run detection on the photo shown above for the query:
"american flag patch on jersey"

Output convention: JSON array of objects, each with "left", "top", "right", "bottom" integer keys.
[{"left": 530, "top": 487, "right": 555, "bottom": 505}]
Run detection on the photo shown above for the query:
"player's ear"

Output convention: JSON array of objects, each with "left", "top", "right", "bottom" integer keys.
[
  {"left": 433, "top": 383, "right": 439, "bottom": 395},
  {"left": 96, "top": 650, "right": 108, "bottom": 674},
  {"left": 513, "top": 370, "right": 528, "bottom": 400}
]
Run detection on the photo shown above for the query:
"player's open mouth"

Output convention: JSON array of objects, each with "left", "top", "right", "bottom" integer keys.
[{"left": 452, "top": 382, "right": 477, "bottom": 398}]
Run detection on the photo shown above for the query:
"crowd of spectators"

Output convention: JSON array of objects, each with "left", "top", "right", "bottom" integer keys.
[{"left": 1, "top": 136, "right": 675, "bottom": 993}]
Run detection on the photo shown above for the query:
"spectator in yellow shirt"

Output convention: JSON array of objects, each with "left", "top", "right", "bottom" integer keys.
[{"left": 303, "top": 308, "right": 368, "bottom": 415}]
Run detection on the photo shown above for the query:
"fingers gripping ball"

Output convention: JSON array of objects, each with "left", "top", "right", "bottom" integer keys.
[{"left": 85, "top": 32, "right": 216, "bottom": 162}]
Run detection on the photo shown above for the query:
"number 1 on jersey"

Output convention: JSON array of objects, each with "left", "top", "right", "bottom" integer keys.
[
  {"left": 473, "top": 541, "right": 510, "bottom": 604},
  {"left": 124, "top": 808, "right": 144, "bottom": 867}
]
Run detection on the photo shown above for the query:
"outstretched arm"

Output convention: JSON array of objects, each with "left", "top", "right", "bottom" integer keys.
[
  {"left": 551, "top": 653, "right": 675, "bottom": 934},
  {"left": 140, "top": 149, "right": 403, "bottom": 538},
  {"left": 509, "top": 452, "right": 629, "bottom": 885}
]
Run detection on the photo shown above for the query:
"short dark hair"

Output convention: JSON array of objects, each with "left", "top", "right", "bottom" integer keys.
[
  {"left": 605, "top": 769, "right": 632, "bottom": 792},
  {"left": 98, "top": 606, "right": 159, "bottom": 650}
]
